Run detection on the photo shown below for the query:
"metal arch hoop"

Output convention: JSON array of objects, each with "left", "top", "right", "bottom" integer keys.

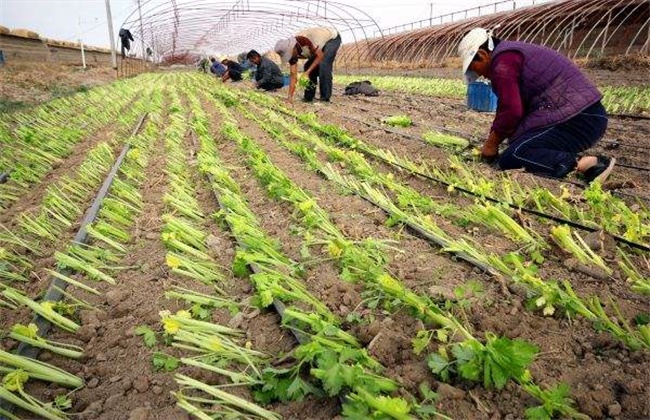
[
  {"left": 338, "top": 0, "right": 649, "bottom": 69},
  {"left": 118, "top": 0, "right": 382, "bottom": 67}
]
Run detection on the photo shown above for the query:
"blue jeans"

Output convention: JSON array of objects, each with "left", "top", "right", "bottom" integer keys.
[{"left": 498, "top": 102, "right": 608, "bottom": 177}]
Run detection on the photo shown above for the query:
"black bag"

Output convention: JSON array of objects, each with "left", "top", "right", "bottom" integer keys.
[{"left": 344, "top": 80, "right": 379, "bottom": 96}]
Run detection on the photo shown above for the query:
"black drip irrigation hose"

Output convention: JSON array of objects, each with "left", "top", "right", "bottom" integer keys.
[
  {"left": 188, "top": 130, "right": 308, "bottom": 346},
  {"left": 332, "top": 173, "right": 499, "bottom": 277},
  {"left": 385, "top": 151, "right": 650, "bottom": 252},
  {"left": 0, "top": 113, "right": 147, "bottom": 418},
  {"left": 615, "top": 162, "right": 650, "bottom": 172},
  {"left": 0, "top": 172, "right": 8, "bottom": 184},
  {"left": 278, "top": 106, "right": 650, "bottom": 253}
]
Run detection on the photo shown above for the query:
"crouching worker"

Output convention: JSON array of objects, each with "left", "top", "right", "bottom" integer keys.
[
  {"left": 209, "top": 57, "right": 226, "bottom": 77},
  {"left": 459, "top": 28, "right": 615, "bottom": 183},
  {"left": 247, "top": 50, "right": 284, "bottom": 91},
  {"left": 274, "top": 27, "right": 341, "bottom": 104},
  {"left": 221, "top": 58, "right": 244, "bottom": 82}
]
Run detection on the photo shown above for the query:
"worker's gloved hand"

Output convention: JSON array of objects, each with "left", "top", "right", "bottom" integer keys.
[{"left": 481, "top": 137, "right": 500, "bottom": 163}]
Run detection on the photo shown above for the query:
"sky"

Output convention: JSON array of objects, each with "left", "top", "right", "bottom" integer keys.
[{"left": 0, "top": 0, "right": 533, "bottom": 50}]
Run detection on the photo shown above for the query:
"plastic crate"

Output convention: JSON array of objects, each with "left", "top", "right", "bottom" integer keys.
[{"left": 467, "top": 81, "right": 497, "bottom": 112}]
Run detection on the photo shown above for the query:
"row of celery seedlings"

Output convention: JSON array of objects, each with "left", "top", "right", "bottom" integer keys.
[
  {"left": 198, "top": 80, "right": 588, "bottom": 420},
  {"left": 0, "top": 88, "right": 163, "bottom": 419},
  {"left": 240, "top": 95, "right": 546, "bottom": 258},
  {"left": 182, "top": 82, "right": 444, "bottom": 419},
  {"left": 331, "top": 74, "right": 650, "bottom": 115},
  {"left": 436, "top": 156, "right": 649, "bottom": 248},
  {"left": 392, "top": 151, "right": 650, "bottom": 296},
  {"left": 233, "top": 88, "right": 650, "bottom": 351},
  {"left": 281, "top": 86, "right": 649, "bottom": 249},
  {"left": 0, "top": 90, "right": 152, "bottom": 290},
  {"left": 245, "top": 90, "right": 649, "bottom": 296},
  {"left": 0, "top": 79, "right": 146, "bottom": 211},
  {"left": 407, "top": 142, "right": 650, "bottom": 295},
  {"left": 281, "top": 95, "right": 650, "bottom": 269},
  {"left": 240, "top": 94, "right": 638, "bottom": 294},
  {"left": 151, "top": 84, "right": 282, "bottom": 419},
  {"left": 377, "top": 116, "right": 649, "bottom": 252},
  {"left": 258, "top": 94, "right": 629, "bottom": 287},
  {"left": 0, "top": 142, "right": 115, "bottom": 287},
  {"left": 0, "top": 77, "right": 129, "bottom": 128}
]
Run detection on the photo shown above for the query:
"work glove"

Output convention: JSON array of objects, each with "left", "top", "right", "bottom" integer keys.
[{"left": 481, "top": 136, "right": 500, "bottom": 163}]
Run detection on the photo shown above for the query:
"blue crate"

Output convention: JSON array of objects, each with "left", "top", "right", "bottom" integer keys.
[
  {"left": 283, "top": 75, "right": 290, "bottom": 87},
  {"left": 467, "top": 81, "right": 497, "bottom": 112}
]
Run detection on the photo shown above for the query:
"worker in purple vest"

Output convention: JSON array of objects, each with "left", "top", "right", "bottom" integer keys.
[{"left": 458, "top": 28, "right": 615, "bottom": 183}]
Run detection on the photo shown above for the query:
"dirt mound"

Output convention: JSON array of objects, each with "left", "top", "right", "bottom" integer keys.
[
  {"left": 0, "top": 62, "right": 116, "bottom": 112},
  {"left": 582, "top": 54, "right": 650, "bottom": 71}
]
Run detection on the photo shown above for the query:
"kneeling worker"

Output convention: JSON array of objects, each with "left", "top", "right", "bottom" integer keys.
[
  {"left": 221, "top": 58, "right": 244, "bottom": 82},
  {"left": 209, "top": 57, "right": 226, "bottom": 77},
  {"left": 458, "top": 28, "right": 615, "bottom": 183},
  {"left": 246, "top": 50, "right": 284, "bottom": 91},
  {"left": 273, "top": 27, "right": 341, "bottom": 104}
]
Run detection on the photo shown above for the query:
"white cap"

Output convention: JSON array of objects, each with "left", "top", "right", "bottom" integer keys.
[
  {"left": 274, "top": 37, "right": 296, "bottom": 63},
  {"left": 458, "top": 27, "right": 494, "bottom": 84}
]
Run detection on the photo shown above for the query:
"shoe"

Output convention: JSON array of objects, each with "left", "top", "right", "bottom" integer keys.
[
  {"left": 582, "top": 156, "right": 615, "bottom": 183},
  {"left": 301, "top": 98, "right": 314, "bottom": 103}
]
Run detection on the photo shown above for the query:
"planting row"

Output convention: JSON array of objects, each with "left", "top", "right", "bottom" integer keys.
[{"left": 334, "top": 74, "right": 650, "bottom": 116}]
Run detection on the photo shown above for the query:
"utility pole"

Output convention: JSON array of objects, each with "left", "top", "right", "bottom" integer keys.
[
  {"left": 137, "top": 0, "right": 146, "bottom": 61},
  {"left": 105, "top": 0, "right": 117, "bottom": 69},
  {"left": 78, "top": 16, "right": 86, "bottom": 69},
  {"left": 429, "top": 3, "right": 433, "bottom": 26}
]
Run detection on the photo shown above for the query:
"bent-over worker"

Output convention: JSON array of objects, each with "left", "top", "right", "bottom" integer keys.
[
  {"left": 458, "top": 28, "right": 615, "bottom": 183},
  {"left": 274, "top": 27, "right": 342, "bottom": 104}
]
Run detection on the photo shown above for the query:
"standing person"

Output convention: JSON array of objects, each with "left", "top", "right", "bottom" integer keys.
[
  {"left": 209, "top": 57, "right": 226, "bottom": 77},
  {"left": 221, "top": 58, "right": 244, "bottom": 82},
  {"left": 247, "top": 50, "right": 284, "bottom": 91},
  {"left": 273, "top": 27, "right": 341, "bottom": 104},
  {"left": 458, "top": 28, "right": 615, "bottom": 183},
  {"left": 118, "top": 28, "right": 134, "bottom": 58}
]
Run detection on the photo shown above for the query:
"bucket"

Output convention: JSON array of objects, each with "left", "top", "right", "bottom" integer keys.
[
  {"left": 282, "top": 75, "right": 290, "bottom": 87},
  {"left": 467, "top": 81, "right": 497, "bottom": 112}
]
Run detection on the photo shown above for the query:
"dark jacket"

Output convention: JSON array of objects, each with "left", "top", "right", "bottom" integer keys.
[
  {"left": 119, "top": 28, "right": 134, "bottom": 50},
  {"left": 255, "top": 56, "right": 284, "bottom": 86},
  {"left": 491, "top": 41, "right": 602, "bottom": 140},
  {"left": 224, "top": 60, "right": 244, "bottom": 79}
]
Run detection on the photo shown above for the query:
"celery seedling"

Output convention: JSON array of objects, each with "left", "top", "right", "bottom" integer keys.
[
  {"left": 9, "top": 323, "right": 83, "bottom": 359},
  {"left": 0, "top": 350, "right": 82, "bottom": 387},
  {"left": 381, "top": 115, "right": 412, "bottom": 127},
  {"left": 175, "top": 374, "right": 281, "bottom": 420},
  {"left": 551, "top": 225, "right": 612, "bottom": 274}
]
